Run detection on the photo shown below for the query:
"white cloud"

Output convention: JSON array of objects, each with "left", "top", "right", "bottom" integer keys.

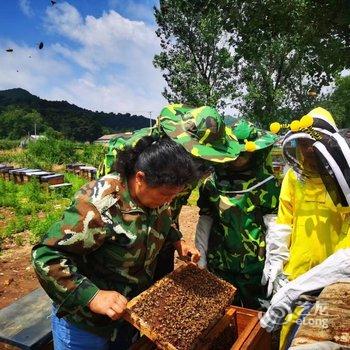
[
  {"left": 45, "top": 3, "right": 157, "bottom": 63},
  {"left": 44, "top": 3, "right": 83, "bottom": 40},
  {"left": 0, "top": 41, "right": 72, "bottom": 98},
  {"left": 47, "top": 73, "right": 162, "bottom": 113},
  {"left": 44, "top": 2, "right": 166, "bottom": 113},
  {"left": 0, "top": 2, "right": 166, "bottom": 116},
  {"left": 19, "top": 0, "right": 34, "bottom": 17}
]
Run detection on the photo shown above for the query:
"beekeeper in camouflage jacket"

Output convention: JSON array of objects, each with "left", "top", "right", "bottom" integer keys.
[
  {"left": 98, "top": 104, "right": 240, "bottom": 177},
  {"left": 32, "top": 137, "right": 202, "bottom": 350},
  {"left": 195, "top": 120, "right": 280, "bottom": 309},
  {"left": 99, "top": 104, "right": 241, "bottom": 280}
]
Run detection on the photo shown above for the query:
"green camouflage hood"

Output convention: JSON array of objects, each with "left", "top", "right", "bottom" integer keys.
[
  {"left": 98, "top": 127, "right": 160, "bottom": 177},
  {"left": 158, "top": 104, "right": 240, "bottom": 163},
  {"left": 230, "top": 120, "right": 277, "bottom": 152}
]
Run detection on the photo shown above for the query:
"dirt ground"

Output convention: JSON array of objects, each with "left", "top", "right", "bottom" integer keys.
[
  {"left": 0, "top": 232, "right": 39, "bottom": 309},
  {"left": 0, "top": 205, "right": 199, "bottom": 310}
]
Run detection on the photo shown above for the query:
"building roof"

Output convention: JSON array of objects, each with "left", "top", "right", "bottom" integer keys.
[{"left": 95, "top": 132, "right": 133, "bottom": 143}]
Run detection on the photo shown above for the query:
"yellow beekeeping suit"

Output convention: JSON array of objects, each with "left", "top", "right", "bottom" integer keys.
[
  {"left": 278, "top": 168, "right": 349, "bottom": 280},
  {"left": 277, "top": 168, "right": 350, "bottom": 349}
]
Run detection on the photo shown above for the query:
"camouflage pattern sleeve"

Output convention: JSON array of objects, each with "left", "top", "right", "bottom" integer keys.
[
  {"left": 197, "top": 177, "right": 216, "bottom": 217},
  {"left": 170, "top": 186, "right": 193, "bottom": 225},
  {"left": 166, "top": 185, "right": 194, "bottom": 243},
  {"left": 260, "top": 175, "right": 281, "bottom": 215},
  {"left": 32, "top": 186, "right": 109, "bottom": 314}
]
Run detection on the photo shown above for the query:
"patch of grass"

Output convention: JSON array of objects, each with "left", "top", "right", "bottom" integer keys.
[
  {"left": 14, "top": 234, "right": 25, "bottom": 246},
  {"left": 1, "top": 215, "right": 29, "bottom": 239},
  {"left": 0, "top": 148, "right": 23, "bottom": 165},
  {"left": 29, "top": 211, "right": 63, "bottom": 244},
  {"left": 0, "top": 136, "right": 103, "bottom": 247},
  {"left": 0, "top": 176, "right": 84, "bottom": 245},
  {"left": 65, "top": 172, "right": 88, "bottom": 193}
]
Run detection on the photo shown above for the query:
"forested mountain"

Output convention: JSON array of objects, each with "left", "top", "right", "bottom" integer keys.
[{"left": 0, "top": 88, "right": 154, "bottom": 142}]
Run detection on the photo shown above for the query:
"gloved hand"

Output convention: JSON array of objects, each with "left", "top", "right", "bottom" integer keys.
[
  {"left": 261, "top": 216, "right": 291, "bottom": 297},
  {"left": 194, "top": 215, "right": 213, "bottom": 269},
  {"left": 272, "top": 271, "right": 289, "bottom": 294},
  {"left": 260, "top": 248, "right": 350, "bottom": 332}
]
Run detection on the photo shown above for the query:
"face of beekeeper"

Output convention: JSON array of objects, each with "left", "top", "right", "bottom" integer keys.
[{"left": 297, "top": 139, "right": 319, "bottom": 175}]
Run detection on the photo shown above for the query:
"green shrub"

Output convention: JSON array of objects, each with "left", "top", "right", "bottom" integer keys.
[
  {"left": 1, "top": 215, "right": 29, "bottom": 239},
  {"left": 76, "top": 143, "right": 107, "bottom": 168},
  {"left": 18, "top": 137, "right": 77, "bottom": 170},
  {"left": 64, "top": 173, "right": 88, "bottom": 193},
  {"left": 29, "top": 211, "right": 63, "bottom": 244},
  {"left": 0, "top": 139, "right": 20, "bottom": 150},
  {"left": 12, "top": 137, "right": 106, "bottom": 171}
]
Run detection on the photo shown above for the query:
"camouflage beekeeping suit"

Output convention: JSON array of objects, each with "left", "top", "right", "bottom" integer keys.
[
  {"left": 99, "top": 104, "right": 240, "bottom": 177},
  {"left": 98, "top": 104, "right": 241, "bottom": 280},
  {"left": 32, "top": 173, "right": 180, "bottom": 337},
  {"left": 197, "top": 120, "right": 280, "bottom": 309},
  {"left": 98, "top": 104, "right": 240, "bottom": 222}
]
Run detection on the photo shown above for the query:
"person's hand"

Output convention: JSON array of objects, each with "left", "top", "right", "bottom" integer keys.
[
  {"left": 273, "top": 272, "right": 289, "bottom": 294},
  {"left": 260, "top": 294, "right": 293, "bottom": 332},
  {"left": 262, "top": 262, "right": 285, "bottom": 297},
  {"left": 174, "top": 240, "right": 201, "bottom": 264},
  {"left": 261, "top": 249, "right": 350, "bottom": 332},
  {"left": 88, "top": 290, "right": 127, "bottom": 320}
]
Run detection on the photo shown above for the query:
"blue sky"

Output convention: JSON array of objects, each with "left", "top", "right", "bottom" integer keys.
[{"left": 0, "top": 0, "right": 165, "bottom": 115}]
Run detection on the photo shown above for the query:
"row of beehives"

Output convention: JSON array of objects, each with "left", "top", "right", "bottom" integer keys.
[
  {"left": 66, "top": 163, "right": 97, "bottom": 181},
  {"left": 0, "top": 164, "right": 70, "bottom": 189}
]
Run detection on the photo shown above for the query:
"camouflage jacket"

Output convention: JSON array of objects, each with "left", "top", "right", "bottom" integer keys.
[
  {"left": 99, "top": 127, "right": 196, "bottom": 226},
  {"left": 32, "top": 173, "right": 181, "bottom": 337},
  {"left": 198, "top": 169, "right": 280, "bottom": 275}
]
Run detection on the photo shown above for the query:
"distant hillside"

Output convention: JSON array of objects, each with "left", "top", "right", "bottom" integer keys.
[{"left": 0, "top": 88, "right": 154, "bottom": 142}]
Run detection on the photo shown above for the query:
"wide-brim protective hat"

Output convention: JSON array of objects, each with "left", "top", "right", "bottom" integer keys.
[
  {"left": 279, "top": 107, "right": 350, "bottom": 206},
  {"left": 230, "top": 119, "right": 278, "bottom": 153},
  {"left": 158, "top": 104, "right": 240, "bottom": 163}
]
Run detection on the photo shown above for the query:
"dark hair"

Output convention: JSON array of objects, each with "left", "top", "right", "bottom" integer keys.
[{"left": 114, "top": 136, "right": 200, "bottom": 187}]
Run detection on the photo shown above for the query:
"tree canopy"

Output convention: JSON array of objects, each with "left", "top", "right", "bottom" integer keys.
[
  {"left": 154, "top": 0, "right": 350, "bottom": 127},
  {"left": 154, "top": 1, "right": 237, "bottom": 108},
  {"left": 0, "top": 107, "right": 44, "bottom": 140},
  {"left": 319, "top": 75, "right": 350, "bottom": 128}
]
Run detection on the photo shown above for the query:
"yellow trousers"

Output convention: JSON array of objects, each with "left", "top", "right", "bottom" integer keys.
[{"left": 279, "top": 306, "right": 304, "bottom": 350}]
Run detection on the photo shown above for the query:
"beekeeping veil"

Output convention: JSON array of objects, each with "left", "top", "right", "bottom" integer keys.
[
  {"left": 271, "top": 107, "right": 350, "bottom": 207},
  {"left": 313, "top": 127, "right": 350, "bottom": 207}
]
